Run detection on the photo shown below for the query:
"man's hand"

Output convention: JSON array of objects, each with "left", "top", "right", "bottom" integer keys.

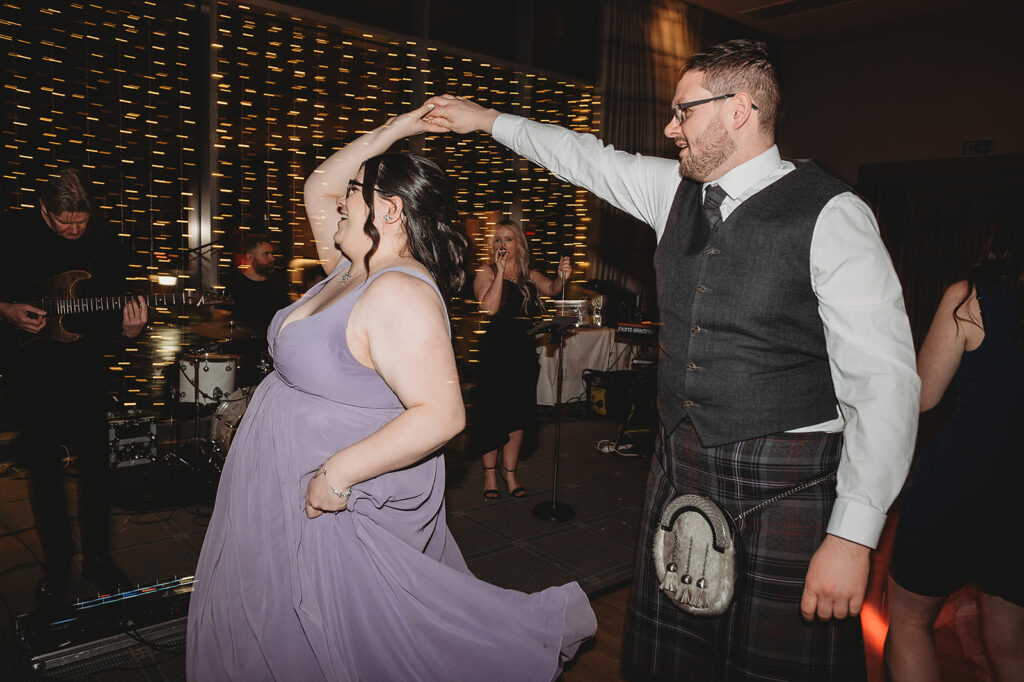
[
  {"left": 423, "top": 95, "right": 500, "bottom": 135},
  {"left": 800, "top": 533, "right": 871, "bottom": 621},
  {"left": 121, "top": 296, "right": 148, "bottom": 338},
  {"left": 0, "top": 302, "right": 47, "bottom": 333}
]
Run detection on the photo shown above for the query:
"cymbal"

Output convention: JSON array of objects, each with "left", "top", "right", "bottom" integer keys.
[{"left": 189, "top": 320, "right": 260, "bottom": 340}]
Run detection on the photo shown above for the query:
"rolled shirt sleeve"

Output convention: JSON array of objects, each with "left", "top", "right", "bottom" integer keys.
[{"left": 811, "top": 193, "right": 920, "bottom": 548}]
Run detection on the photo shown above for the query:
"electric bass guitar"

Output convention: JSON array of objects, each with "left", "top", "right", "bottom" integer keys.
[{"left": 2, "top": 269, "right": 230, "bottom": 351}]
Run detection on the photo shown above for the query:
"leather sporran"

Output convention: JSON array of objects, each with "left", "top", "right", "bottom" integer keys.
[
  {"left": 653, "top": 495, "right": 737, "bottom": 616},
  {"left": 652, "top": 471, "right": 837, "bottom": 617}
]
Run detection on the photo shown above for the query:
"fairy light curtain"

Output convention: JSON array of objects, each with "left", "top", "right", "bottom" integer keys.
[
  {"left": 0, "top": 0, "right": 598, "bottom": 410},
  {"left": 213, "top": 0, "right": 600, "bottom": 368},
  {"left": 0, "top": 1, "right": 199, "bottom": 409}
]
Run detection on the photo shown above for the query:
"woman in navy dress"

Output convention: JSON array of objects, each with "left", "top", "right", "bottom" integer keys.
[{"left": 885, "top": 225, "right": 1024, "bottom": 680}]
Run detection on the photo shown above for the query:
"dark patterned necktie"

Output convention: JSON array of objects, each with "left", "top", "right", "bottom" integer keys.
[{"left": 702, "top": 184, "right": 728, "bottom": 233}]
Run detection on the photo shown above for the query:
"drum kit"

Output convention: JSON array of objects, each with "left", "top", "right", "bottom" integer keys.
[{"left": 170, "top": 319, "right": 269, "bottom": 473}]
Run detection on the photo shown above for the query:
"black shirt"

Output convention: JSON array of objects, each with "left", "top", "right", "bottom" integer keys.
[
  {"left": 225, "top": 269, "right": 290, "bottom": 337},
  {"left": 0, "top": 210, "right": 130, "bottom": 365}
]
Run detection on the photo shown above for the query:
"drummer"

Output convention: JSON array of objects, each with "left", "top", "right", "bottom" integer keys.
[
  {"left": 225, "top": 233, "right": 291, "bottom": 338},
  {"left": 220, "top": 233, "right": 290, "bottom": 385}
]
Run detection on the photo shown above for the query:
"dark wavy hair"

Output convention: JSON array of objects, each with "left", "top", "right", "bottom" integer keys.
[
  {"left": 358, "top": 153, "right": 467, "bottom": 301},
  {"left": 954, "top": 223, "right": 1023, "bottom": 351}
]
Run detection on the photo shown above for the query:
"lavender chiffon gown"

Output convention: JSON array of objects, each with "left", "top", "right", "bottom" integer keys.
[{"left": 186, "top": 264, "right": 596, "bottom": 681}]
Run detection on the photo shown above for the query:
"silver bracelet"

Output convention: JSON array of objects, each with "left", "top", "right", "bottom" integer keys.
[{"left": 319, "top": 466, "right": 351, "bottom": 499}]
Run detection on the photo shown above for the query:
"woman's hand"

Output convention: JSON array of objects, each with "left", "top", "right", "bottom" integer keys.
[
  {"left": 423, "top": 95, "right": 500, "bottom": 135},
  {"left": 304, "top": 466, "right": 349, "bottom": 518},
  {"left": 556, "top": 256, "right": 572, "bottom": 281},
  {"left": 381, "top": 102, "right": 450, "bottom": 140},
  {"left": 494, "top": 247, "right": 509, "bottom": 275},
  {"left": 532, "top": 257, "right": 574, "bottom": 298}
]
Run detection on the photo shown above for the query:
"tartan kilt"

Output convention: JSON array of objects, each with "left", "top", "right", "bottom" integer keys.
[{"left": 624, "top": 421, "right": 866, "bottom": 681}]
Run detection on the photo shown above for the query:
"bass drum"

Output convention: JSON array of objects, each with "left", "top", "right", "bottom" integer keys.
[{"left": 209, "top": 386, "right": 256, "bottom": 463}]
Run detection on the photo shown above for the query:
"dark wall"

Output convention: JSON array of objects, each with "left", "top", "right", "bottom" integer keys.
[
  {"left": 286, "top": 0, "right": 603, "bottom": 82},
  {"left": 777, "top": 3, "right": 1024, "bottom": 185}
]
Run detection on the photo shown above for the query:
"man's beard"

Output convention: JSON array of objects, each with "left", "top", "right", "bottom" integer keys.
[
  {"left": 252, "top": 261, "right": 274, "bottom": 277},
  {"left": 680, "top": 116, "right": 735, "bottom": 182}
]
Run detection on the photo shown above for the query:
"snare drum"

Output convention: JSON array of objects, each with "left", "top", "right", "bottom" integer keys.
[
  {"left": 177, "top": 352, "right": 240, "bottom": 405},
  {"left": 210, "top": 385, "right": 255, "bottom": 456}
]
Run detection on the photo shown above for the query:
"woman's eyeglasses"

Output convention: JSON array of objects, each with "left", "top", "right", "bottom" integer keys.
[
  {"left": 345, "top": 179, "right": 364, "bottom": 197},
  {"left": 346, "top": 179, "right": 387, "bottom": 198}
]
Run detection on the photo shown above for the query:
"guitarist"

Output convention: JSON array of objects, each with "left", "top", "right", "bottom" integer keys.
[{"left": 0, "top": 167, "right": 147, "bottom": 606}]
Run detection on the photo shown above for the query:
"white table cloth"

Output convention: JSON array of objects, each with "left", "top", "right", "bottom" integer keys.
[{"left": 535, "top": 327, "right": 631, "bottom": 406}]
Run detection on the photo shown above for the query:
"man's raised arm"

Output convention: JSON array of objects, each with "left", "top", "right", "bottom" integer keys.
[{"left": 425, "top": 95, "right": 680, "bottom": 235}]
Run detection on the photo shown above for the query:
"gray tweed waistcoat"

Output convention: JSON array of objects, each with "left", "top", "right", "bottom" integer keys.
[{"left": 654, "top": 161, "right": 850, "bottom": 446}]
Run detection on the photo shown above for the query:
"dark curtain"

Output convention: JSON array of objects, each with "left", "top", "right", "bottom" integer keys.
[
  {"left": 591, "top": 0, "right": 773, "bottom": 319},
  {"left": 589, "top": 0, "right": 676, "bottom": 318},
  {"left": 859, "top": 155, "right": 1024, "bottom": 348}
]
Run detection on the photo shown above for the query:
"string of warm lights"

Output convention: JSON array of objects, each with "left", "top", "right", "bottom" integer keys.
[
  {"left": 1, "top": 0, "right": 599, "bottom": 411},
  {"left": 1, "top": 1, "right": 199, "bottom": 410}
]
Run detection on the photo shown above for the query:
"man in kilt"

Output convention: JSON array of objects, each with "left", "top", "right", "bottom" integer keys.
[{"left": 427, "top": 38, "right": 919, "bottom": 680}]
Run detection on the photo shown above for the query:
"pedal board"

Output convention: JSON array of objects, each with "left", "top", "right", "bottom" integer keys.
[
  {"left": 108, "top": 415, "right": 158, "bottom": 468},
  {"left": 16, "top": 576, "right": 194, "bottom": 672}
]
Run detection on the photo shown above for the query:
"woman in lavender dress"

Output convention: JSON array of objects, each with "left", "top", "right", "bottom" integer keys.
[{"left": 186, "top": 104, "right": 596, "bottom": 681}]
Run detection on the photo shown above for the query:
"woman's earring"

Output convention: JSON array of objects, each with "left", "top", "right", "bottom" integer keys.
[{"left": 384, "top": 214, "right": 393, "bottom": 222}]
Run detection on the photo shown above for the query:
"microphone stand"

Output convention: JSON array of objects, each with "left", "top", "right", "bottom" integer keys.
[{"left": 529, "top": 304, "right": 577, "bottom": 522}]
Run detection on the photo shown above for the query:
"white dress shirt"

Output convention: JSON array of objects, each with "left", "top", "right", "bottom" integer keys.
[{"left": 492, "top": 114, "right": 920, "bottom": 549}]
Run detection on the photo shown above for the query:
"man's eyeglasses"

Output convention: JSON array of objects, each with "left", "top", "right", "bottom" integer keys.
[{"left": 671, "top": 94, "right": 758, "bottom": 125}]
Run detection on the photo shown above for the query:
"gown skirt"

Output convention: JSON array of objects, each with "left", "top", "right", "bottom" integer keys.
[{"left": 186, "top": 265, "right": 595, "bottom": 681}]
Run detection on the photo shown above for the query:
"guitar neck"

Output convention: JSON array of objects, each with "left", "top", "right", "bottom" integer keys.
[{"left": 37, "top": 292, "right": 202, "bottom": 315}]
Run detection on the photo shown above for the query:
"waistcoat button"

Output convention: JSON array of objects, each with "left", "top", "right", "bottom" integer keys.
[
  {"left": 696, "top": 285, "right": 711, "bottom": 294},
  {"left": 683, "top": 400, "right": 699, "bottom": 408}
]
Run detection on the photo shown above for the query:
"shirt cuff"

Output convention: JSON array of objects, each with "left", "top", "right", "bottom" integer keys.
[
  {"left": 826, "top": 497, "right": 887, "bottom": 549},
  {"left": 491, "top": 113, "right": 522, "bottom": 146}
]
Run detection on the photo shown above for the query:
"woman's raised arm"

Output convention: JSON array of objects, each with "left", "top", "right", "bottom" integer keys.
[
  {"left": 303, "top": 103, "right": 448, "bottom": 273},
  {"left": 530, "top": 256, "right": 573, "bottom": 298}
]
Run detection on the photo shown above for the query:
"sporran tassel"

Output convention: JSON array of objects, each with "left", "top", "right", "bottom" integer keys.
[
  {"left": 693, "top": 585, "right": 709, "bottom": 609},
  {"left": 660, "top": 566, "right": 679, "bottom": 594}
]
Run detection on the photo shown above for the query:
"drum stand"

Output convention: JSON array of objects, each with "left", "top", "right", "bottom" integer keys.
[
  {"left": 170, "top": 342, "right": 224, "bottom": 475},
  {"left": 528, "top": 316, "right": 578, "bottom": 523}
]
